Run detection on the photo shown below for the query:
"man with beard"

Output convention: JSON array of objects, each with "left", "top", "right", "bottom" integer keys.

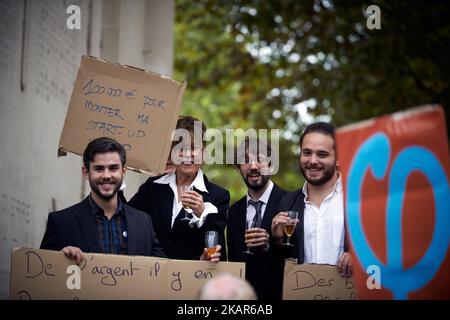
[
  {"left": 271, "top": 122, "right": 352, "bottom": 277},
  {"left": 40, "top": 137, "right": 167, "bottom": 263},
  {"left": 227, "top": 137, "right": 287, "bottom": 299}
]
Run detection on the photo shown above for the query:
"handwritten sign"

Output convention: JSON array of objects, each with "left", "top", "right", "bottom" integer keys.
[
  {"left": 58, "top": 56, "right": 186, "bottom": 174},
  {"left": 10, "top": 247, "right": 245, "bottom": 300},
  {"left": 282, "top": 260, "right": 356, "bottom": 300},
  {"left": 167, "top": 259, "right": 245, "bottom": 299}
]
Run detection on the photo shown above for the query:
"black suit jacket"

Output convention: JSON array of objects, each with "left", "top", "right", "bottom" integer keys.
[
  {"left": 275, "top": 188, "right": 348, "bottom": 263},
  {"left": 276, "top": 189, "right": 306, "bottom": 263},
  {"left": 227, "top": 183, "right": 287, "bottom": 300},
  {"left": 40, "top": 197, "right": 166, "bottom": 257},
  {"left": 127, "top": 173, "right": 230, "bottom": 260}
]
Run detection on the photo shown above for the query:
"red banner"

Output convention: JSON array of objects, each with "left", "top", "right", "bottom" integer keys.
[{"left": 336, "top": 105, "right": 450, "bottom": 299}]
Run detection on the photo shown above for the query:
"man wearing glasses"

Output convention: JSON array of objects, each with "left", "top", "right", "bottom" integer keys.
[{"left": 227, "top": 137, "right": 287, "bottom": 300}]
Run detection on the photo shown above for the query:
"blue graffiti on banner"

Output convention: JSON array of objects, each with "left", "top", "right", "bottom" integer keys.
[{"left": 346, "top": 133, "right": 450, "bottom": 299}]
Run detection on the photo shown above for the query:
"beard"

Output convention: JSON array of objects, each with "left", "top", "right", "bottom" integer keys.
[
  {"left": 89, "top": 177, "right": 123, "bottom": 200},
  {"left": 300, "top": 163, "right": 336, "bottom": 186},
  {"left": 242, "top": 169, "right": 270, "bottom": 191}
]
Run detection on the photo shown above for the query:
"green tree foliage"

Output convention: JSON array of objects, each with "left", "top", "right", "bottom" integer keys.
[{"left": 174, "top": 0, "right": 450, "bottom": 203}]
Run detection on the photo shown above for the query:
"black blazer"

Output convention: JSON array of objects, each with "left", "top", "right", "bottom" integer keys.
[
  {"left": 127, "top": 173, "right": 230, "bottom": 260},
  {"left": 276, "top": 189, "right": 306, "bottom": 263},
  {"left": 40, "top": 197, "right": 166, "bottom": 258},
  {"left": 275, "top": 188, "right": 348, "bottom": 263},
  {"left": 227, "top": 183, "right": 287, "bottom": 300}
]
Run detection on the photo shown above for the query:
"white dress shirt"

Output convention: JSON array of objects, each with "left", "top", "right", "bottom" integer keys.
[
  {"left": 246, "top": 180, "right": 274, "bottom": 225},
  {"left": 154, "top": 169, "right": 218, "bottom": 229},
  {"left": 302, "top": 176, "right": 345, "bottom": 265}
]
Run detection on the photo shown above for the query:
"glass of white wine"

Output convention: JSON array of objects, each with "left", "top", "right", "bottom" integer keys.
[
  {"left": 180, "top": 185, "right": 193, "bottom": 221},
  {"left": 242, "top": 218, "right": 255, "bottom": 255},
  {"left": 283, "top": 211, "right": 299, "bottom": 246}
]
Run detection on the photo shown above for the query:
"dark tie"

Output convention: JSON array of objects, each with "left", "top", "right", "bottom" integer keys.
[{"left": 248, "top": 200, "right": 263, "bottom": 228}]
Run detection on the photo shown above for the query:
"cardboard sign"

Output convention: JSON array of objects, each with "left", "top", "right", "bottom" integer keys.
[
  {"left": 58, "top": 56, "right": 186, "bottom": 174},
  {"left": 336, "top": 105, "right": 450, "bottom": 299},
  {"left": 167, "top": 259, "right": 245, "bottom": 299},
  {"left": 283, "top": 260, "right": 356, "bottom": 300},
  {"left": 10, "top": 247, "right": 245, "bottom": 300}
]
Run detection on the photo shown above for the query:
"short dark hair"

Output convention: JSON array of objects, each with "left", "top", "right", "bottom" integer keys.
[
  {"left": 299, "top": 122, "right": 336, "bottom": 150},
  {"left": 235, "top": 136, "right": 272, "bottom": 167},
  {"left": 172, "top": 115, "right": 206, "bottom": 148},
  {"left": 176, "top": 115, "right": 206, "bottom": 133},
  {"left": 83, "top": 137, "right": 126, "bottom": 169}
]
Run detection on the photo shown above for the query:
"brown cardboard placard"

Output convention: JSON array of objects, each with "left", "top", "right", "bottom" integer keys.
[
  {"left": 283, "top": 260, "right": 357, "bottom": 300},
  {"left": 167, "top": 258, "right": 246, "bottom": 300},
  {"left": 10, "top": 247, "right": 245, "bottom": 300},
  {"left": 58, "top": 56, "right": 186, "bottom": 174}
]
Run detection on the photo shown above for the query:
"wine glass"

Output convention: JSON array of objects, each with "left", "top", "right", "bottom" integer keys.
[
  {"left": 242, "top": 218, "right": 255, "bottom": 255},
  {"left": 180, "top": 185, "right": 193, "bottom": 221},
  {"left": 283, "top": 211, "right": 299, "bottom": 246},
  {"left": 205, "top": 231, "right": 218, "bottom": 258}
]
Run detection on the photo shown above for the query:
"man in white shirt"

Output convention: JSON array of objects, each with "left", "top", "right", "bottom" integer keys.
[{"left": 271, "top": 122, "right": 353, "bottom": 277}]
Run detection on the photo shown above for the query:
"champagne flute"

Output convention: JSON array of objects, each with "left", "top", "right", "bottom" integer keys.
[
  {"left": 242, "top": 218, "right": 255, "bottom": 255},
  {"left": 180, "top": 185, "right": 193, "bottom": 221},
  {"left": 205, "top": 231, "right": 218, "bottom": 258},
  {"left": 283, "top": 211, "right": 299, "bottom": 246}
]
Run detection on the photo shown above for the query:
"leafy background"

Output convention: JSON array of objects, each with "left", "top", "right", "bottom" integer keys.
[{"left": 173, "top": 0, "right": 450, "bottom": 203}]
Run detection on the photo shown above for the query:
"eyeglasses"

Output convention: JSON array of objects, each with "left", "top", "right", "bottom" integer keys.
[{"left": 242, "top": 155, "right": 270, "bottom": 165}]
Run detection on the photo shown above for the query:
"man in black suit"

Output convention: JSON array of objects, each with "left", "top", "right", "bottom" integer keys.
[
  {"left": 128, "top": 116, "right": 229, "bottom": 260},
  {"left": 40, "top": 137, "right": 167, "bottom": 263},
  {"left": 271, "top": 122, "right": 352, "bottom": 277},
  {"left": 227, "top": 137, "right": 287, "bottom": 300}
]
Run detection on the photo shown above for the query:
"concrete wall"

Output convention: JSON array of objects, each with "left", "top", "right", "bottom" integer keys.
[{"left": 0, "top": 0, "right": 174, "bottom": 299}]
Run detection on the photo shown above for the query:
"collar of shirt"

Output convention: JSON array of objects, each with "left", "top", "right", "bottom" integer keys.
[
  {"left": 245, "top": 180, "right": 274, "bottom": 224},
  {"left": 154, "top": 168, "right": 208, "bottom": 193},
  {"left": 88, "top": 194, "right": 124, "bottom": 216},
  {"left": 154, "top": 169, "right": 210, "bottom": 228},
  {"left": 302, "top": 173, "right": 342, "bottom": 203},
  {"left": 301, "top": 173, "right": 345, "bottom": 264},
  {"left": 246, "top": 180, "right": 274, "bottom": 206}
]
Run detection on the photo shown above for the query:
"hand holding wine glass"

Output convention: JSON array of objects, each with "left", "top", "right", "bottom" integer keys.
[
  {"left": 271, "top": 212, "right": 289, "bottom": 243},
  {"left": 283, "top": 211, "right": 299, "bottom": 246},
  {"left": 242, "top": 218, "right": 255, "bottom": 255},
  {"left": 180, "top": 186, "right": 205, "bottom": 217},
  {"left": 179, "top": 185, "right": 193, "bottom": 221},
  {"left": 204, "top": 231, "right": 219, "bottom": 258},
  {"left": 245, "top": 226, "right": 269, "bottom": 251}
]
